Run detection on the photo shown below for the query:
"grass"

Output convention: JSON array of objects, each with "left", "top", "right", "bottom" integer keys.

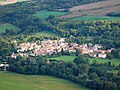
[
  {"left": 0, "top": 72, "right": 90, "bottom": 90},
  {"left": 33, "top": 10, "right": 69, "bottom": 19},
  {"left": 48, "top": 55, "right": 120, "bottom": 66},
  {"left": 0, "top": 23, "right": 19, "bottom": 33},
  {"left": 48, "top": 56, "right": 76, "bottom": 62},
  {"left": 89, "top": 58, "right": 120, "bottom": 66},
  {"left": 17, "top": 0, "right": 28, "bottom": 2},
  {"left": 72, "top": 16, "right": 120, "bottom": 20},
  {"left": 31, "top": 31, "right": 60, "bottom": 37}
]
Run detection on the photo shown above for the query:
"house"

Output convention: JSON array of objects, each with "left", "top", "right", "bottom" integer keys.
[
  {"left": 107, "top": 48, "right": 114, "bottom": 53},
  {"left": 11, "top": 53, "right": 17, "bottom": 58},
  {"left": 0, "top": 64, "right": 4, "bottom": 67},
  {"left": 89, "top": 53, "right": 97, "bottom": 58},
  {"left": 81, "top": 49, "right": 89, "bottom": 54},
  {"left": 96, "top": 50, "right": 106, "bottom": 53},
  {"left": 98, "top": 53, "right": 107, "bottom": 58}
]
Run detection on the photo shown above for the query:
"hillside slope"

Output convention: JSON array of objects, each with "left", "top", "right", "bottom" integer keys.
[{"left": 58, "top": 0, "right": 120, "bottom": 19}]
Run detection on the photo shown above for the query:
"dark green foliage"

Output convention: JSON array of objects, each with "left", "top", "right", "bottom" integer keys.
[
  {"left": 34, "top": 0, "right": 103, "bottom": 10},
  {"left": 0, "top": 37, "right": 15, "bottom": 56},
  {"left": 107, "top": 12, "right": 120, "bottom": 17},
  {"left": 8, "top": 55, "right": 120, "bottom": 90}
]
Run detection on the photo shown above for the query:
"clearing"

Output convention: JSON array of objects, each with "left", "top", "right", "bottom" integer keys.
[
  {"left": 58, "top": 0, "right": 120, "bottom": 19},
  {"left": 33, "top": 10, "right": 69, "bottom": 19},
  {"left": 0, "top": 72, "right": 90, "bottom": 90},
  {"left": 0, "top": 23, "right": 19, "bottom": 33},
  {"left": 31, "top": 31, "right": 60, "bottom": 37}
]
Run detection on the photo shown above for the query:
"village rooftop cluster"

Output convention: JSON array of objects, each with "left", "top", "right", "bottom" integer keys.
[{"left": 11, "top": 38, "right": 113, "bottom": 59}]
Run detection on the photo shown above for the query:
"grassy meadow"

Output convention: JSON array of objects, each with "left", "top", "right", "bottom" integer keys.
[
  {"left": 0, "top": 72, "right": 90, "bottom": 90},
  {"left": 89, "top": 58, "right": 120, "bottom": 66},
  {"left": 34, "top": 10, "right": 69, "bottom": 19},
  {"left": 0, "top": 23, "right": 19, "bottom": 33},
  {"left": 17, "top": 0, "right": 28, "bottom": 2},
  {"left": 48, "top": 55, "right": 120, "bottom": 66},
  {"left": 72, "top": 16, "right": 120, "bottom": 20},
  {"left": 31, "top": 31, "right": 60, "bottom": 37}
]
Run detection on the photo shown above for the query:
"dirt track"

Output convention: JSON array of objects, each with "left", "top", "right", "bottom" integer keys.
[{"left": 58, "top": 0, "right": 120, "bottom": 19}]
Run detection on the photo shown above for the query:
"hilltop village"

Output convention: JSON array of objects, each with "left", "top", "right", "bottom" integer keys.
[{"left": 11, "top": 38, "right": 113, "bottom": 59}]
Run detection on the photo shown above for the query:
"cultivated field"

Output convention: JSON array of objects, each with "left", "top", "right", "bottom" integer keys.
[
  {"left": 0, "top": 0, "right": 27, "bottom": 5},
  {"left": 0, "top": 23, "right": 19, "bottom": 33},
  {"left": 58, "top": 0, "right": 120, "bottom": 19},
  {"left": 34, "top": 10, "right": 69, "bottom": 19},
  {"left": 0, "top": 0, "right": 17, "bottom": 5},
  {"left": 69, "top": 0, "right": 120, "bottom": 12},
  {"left": 31, "top": 31, "right": 60, "bottom": 37},
  {"left": 0, "top": 72, "right": 90, "bottom": 90}
]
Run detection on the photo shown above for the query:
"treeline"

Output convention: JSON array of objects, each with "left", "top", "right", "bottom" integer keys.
[
  {"left": 0, "top": 37, "right": 16, "bottom": 64},
  {"left": 0, "top": 37, "right": 15, "bottom": 57},
  {"left": 34, "top": 0, "right": 103, "bottom": 10},
  {"left": 8, "top": 55, "right": 120, "bottom": 90},
  {"left": 107, "top": 12, "right": 120, "bottom": 17}
]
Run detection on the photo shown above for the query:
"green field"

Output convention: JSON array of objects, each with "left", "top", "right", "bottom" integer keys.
[
  {"left": 0, "top": 72, "right": 90, "bottom": 90},
  {"left": 34, "top": 10, "right": 69, "bottom": 19},
  {"left": 17, "top": 0, "right": 28, "bottom": 2},
  {"left": 89, "top": 58, "right": 120, "bottom": 66},
  {"left": 0, "top": 23, "right": 19, "bottom": 33},
  {"left": 32, "top": 31, "right": 60, "bottom": 37},
  {"left": 72, "top": 16, "right": 120, "bottom": 20},
  {"left": 48, "top": 56, "right": 76, "bottom": 62},
  {"left": 48, "top": 55, "right": 120, "bottom": 66}
]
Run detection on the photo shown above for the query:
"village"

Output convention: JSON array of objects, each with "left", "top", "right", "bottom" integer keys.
[{"left": 11, "top": 38, "right": 113, "bottom": 59}]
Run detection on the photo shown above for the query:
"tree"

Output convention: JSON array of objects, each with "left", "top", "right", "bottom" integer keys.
[
  {"left": 74, "top": 55, "right": 89, "bottom": 64},
  {"left": 104, "top": 81, "right": 117, "bottom": 90},
  {"left": 75, "top": 49, "right": 82, "bottom": 56}
]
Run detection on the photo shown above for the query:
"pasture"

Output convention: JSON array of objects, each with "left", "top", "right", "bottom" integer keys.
[
  {"left": 0, "top": 72, "right": 90, "bottom": 90},
  {"left": 48, "top": 55, "right": 120, "bottom": 66},
  {"left": 34, "top": 10, "right": 69, "bottom": 19},
  {"left": 31, "top": 31, "right": 60, "bottom": 37},
  {"left": 89, "top": 58, "right": 120, "bottom": 66},
  {"left": 17, "top": 0, "right": 28, "bottom": 2},
  {"left": 72, "top": 16, "right": 120, "bottom": 20},
  {"left": 0, "top": 23, "right": 19, "bottom": 33}
]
